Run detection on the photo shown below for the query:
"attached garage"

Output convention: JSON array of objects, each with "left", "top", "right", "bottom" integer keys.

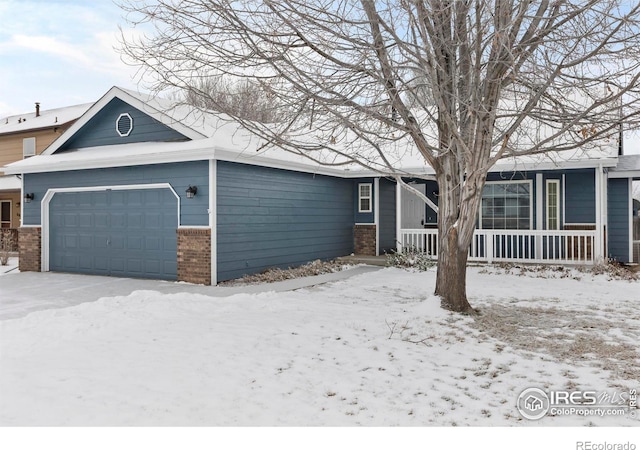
[{"left": 46, "top": 186, "right": 179, "bottom": 280}]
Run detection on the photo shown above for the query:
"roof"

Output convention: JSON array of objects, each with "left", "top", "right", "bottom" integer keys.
[
  {"left": 0, "top": 103, "right": 92, "bottom": 135},
  {"left": 608, "top": 154, "right": 640, "bottom": 178},
  {"left": 1, "top": 86, "right": 623, "bottom": 177},
  {"left": 41, "top": 87, "right": 212, "bottom": 154},
  {"left": 0, "top": 175, "right": 21, "bottom": 191}
]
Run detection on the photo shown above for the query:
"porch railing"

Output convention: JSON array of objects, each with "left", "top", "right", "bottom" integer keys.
[{"left": 399, "top": 228, "right": 597, "bottom": 264}]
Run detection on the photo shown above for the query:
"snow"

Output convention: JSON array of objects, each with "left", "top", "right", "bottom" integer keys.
[
  {"left": 0, "top": 103, "right": 92, "bottom": 134},
  {"left": 0, "top": 175, "right": 20, "bottom": 191},
  {"left": 1, "top": 266, "right": 638, "bottom": 432},
  {"left": 0, "top": 268, "right": 640, "bottom": 426},
  {"left": 0, "top": 257, "right": 18, "bottom": 275}
]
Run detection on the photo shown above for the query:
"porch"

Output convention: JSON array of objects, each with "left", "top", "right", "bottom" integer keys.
[{"left": 400, "top": 228, "right": 597, "bottom": 265}]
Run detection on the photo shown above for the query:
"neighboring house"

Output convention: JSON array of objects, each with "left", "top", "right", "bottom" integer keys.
[
  {"left": 3, "top": 87, "right": 639, "bottom": 285},
  {"left": 0, "top": 102, "right": 91, "bottom": 249}
]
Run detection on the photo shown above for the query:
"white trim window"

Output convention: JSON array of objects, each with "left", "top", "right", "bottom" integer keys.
[
  {"left": 23, "top": 137, "right": 36, "bottom": 158},
  {"left": 358, "top": 183, "right": 372, "bottom": 213},
  {"left": 546, "top": 179, "right": 560, "bottom": 230},
  {"left": 479, "top": 180, "right": 532, "bottom": 230}
]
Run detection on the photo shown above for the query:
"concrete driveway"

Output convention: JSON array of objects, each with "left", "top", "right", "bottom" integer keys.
[{"left": 0, "top": 265, "right": 380, "bottom": 320}]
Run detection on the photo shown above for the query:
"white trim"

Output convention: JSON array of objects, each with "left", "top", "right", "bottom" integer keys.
[
  {"left": 600, "top": 165, "right": 608, "bottom": 259},
  {"left": 115, "top": 113, "right": 133, "bottom": 137},
  {"left": 177, "top": 225, "right": 210, "bottom": 229},
  {"left": 478, "top": 179, "right": 533, "bottom": 230},
  {"left": 563, "top": 222, "right": 596, "bottom": 226},
  {"left": 358, "top": 183, "right": 373, "bottom": 213},
  {"left": 395, "top": 181, "right": 402, "bottom": 252},
  {"left": 209, "top": 159, "right": 217, "bottom": 285},
  {"left": 561, "top": 174, "right": 566, "bottom": 227},
  {"left": 545, "top": 179, "right": 560, "bottom": 230},
  {"left": 608, "top": 170, "right": 640, "bottom": 179},
  {"left": 354, "top": 222, "right": 375, "bottom": 226},
  {"left": 374, "top": 178, "right": 380, "bottom": 256},
  {"left": 594, "top": 165, "right": 602, "bottom": 260},
  {"left": 22, "top": 137, "right": 36, "bottom": 158},
  {"left": 40, "top": 183, "right": 180, "bottom": 272},
  {"left": 629, "top": 178, "right": 634, "bottom": 263},
  {"left": 20, "top": 177, "right": 24, "bottom": 228},
  {"left": 536, "top": 174, "right": 543, "bottom": 231}
]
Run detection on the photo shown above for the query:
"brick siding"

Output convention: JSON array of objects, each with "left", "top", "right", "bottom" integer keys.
[
  {"left": 18, "top": 227, "right": 41, "bottom": 272},
  {"left": 354, "top": 224, "right": 376, "bottom": 256},
  {"left": 177, "top": 228, "right": 211, "bottom": 285}
]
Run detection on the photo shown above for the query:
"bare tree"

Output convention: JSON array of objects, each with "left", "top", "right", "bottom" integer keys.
[
  {"left": 182, "top": 76, "right": 281, "bottom": 123},
  {"left": 119, "top": 0, "right": 640, "bottom": 312}
]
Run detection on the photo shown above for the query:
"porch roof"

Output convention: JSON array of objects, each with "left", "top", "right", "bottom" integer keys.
[
  {"left": 0, "top": 175, "right": 20, "bottom": 191},
  {"left": 608, "top": 154, "right": 640, "bottom": 178}
]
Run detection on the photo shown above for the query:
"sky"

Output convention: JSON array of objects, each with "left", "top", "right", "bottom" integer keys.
[
  {"left": 0, "top": 0, "right": 140, "bottom": 118},
  {"left": 0, "top": 0, "right": 638, "bottom": 159}
]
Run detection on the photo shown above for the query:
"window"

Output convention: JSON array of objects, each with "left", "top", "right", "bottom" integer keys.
[
  {"left": 546, "top": 180, "right": 560, "bottom": 230},
  {"left": 358, "top": 183, "right": 372, "bottom": 213},
  {"left": 0, "top": 201, "right": 10, "bottom": 229},
  {"left": 116, "top": 113, "right": 133, "bottom": 137},
  {"left": 23, "top": 137, "right": 36, "bottom": 158},
  {"left": 479, "top": 181, "right": 531, "bottom": 230}
]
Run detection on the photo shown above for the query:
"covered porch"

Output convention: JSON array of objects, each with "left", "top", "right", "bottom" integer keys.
[{"left": 389, "top": 165, "right": 608, "bottom": 266}]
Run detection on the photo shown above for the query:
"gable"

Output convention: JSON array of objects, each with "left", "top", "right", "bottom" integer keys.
[{"left": 56, "top": 98, "right": 189, "bottom": 152}]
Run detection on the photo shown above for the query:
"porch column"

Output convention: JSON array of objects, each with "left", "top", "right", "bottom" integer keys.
[
  {"left": 374, "top": 178, "right": 380, "bottom": 256},
  {"left": 396, "top": 180, "right": 402, "bottom": 252},
  {"left": 536, "top": 174, "right": 543, "bottom": 258},
  {"left": 594, "top": 165, "right": 603, "bottom": 261}
]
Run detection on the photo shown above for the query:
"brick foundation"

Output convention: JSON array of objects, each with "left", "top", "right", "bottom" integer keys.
[
  {"left": 354, "top": 224, "right": 377, "bottom": 256},
  {"left": 177, "top": 228, "right": 212, "bottom": 285},
  {"left": 19, "top": 227, "right": 41, "bottom": 272}
]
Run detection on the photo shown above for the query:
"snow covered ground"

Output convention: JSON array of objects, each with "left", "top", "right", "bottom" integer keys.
[
  {"left": 0, "top": 265, "right": 638, "bottom": 429},
  {"left": 0, "top": 257, "right": 18, "bottom": 276}
]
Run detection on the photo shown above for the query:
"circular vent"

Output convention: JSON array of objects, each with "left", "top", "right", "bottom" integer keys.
[{"left": 116, "top": 113, "right": 133, "bottom": 137}]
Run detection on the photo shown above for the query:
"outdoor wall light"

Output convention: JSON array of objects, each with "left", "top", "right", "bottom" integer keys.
[
  {"left": 185, "top": 185, "right": 198, "bottom": 199},
  {"left": 24, "top": 193, "right": 34, "bottom": 203}
]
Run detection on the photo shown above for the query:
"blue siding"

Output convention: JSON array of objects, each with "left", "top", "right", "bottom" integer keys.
[
  {"left": 58, "top": 98, "right": 188, "bottom": 151},
  {"left": 379, "top": 178, "right": 396, "bottom": 253},
  {"left": 23, "top": 161, "right": 209, "bottom": 226},
  {"left": 216, "top": 161, "right": 354, "bottom": 281},
  {"left": 607, "top": 178, "right": 630, "bottom": 263},
  {"left": 354, "top": 178, "right": 375, "bottom": 223},
  {"left": 564, "top": 170, "right": 595, "bottom": 223}
]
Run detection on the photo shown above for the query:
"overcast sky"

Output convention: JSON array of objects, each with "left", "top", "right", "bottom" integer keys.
[
  {"left": 0, "top": 0, "right": 638, "bottom": 158},
  {"left": 0, "top": 0, "right": 139, "bottom": 118}
]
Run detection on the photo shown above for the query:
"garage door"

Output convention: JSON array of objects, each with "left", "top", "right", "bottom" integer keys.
[{"left": 49, "top": 188, "right": 178, "bottom": 280}]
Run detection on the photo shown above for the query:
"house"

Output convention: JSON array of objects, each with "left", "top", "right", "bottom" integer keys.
[
  {"left": 0, "top": 102, "right": 92, "bottom": 249},
  {"left": 2, "top": 86, "right": 639, "bottom": 285}
]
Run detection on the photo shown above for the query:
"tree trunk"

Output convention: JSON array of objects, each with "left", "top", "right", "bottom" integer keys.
[{"left": 435, "top": 225, "right": 474, "bottom": 313}]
